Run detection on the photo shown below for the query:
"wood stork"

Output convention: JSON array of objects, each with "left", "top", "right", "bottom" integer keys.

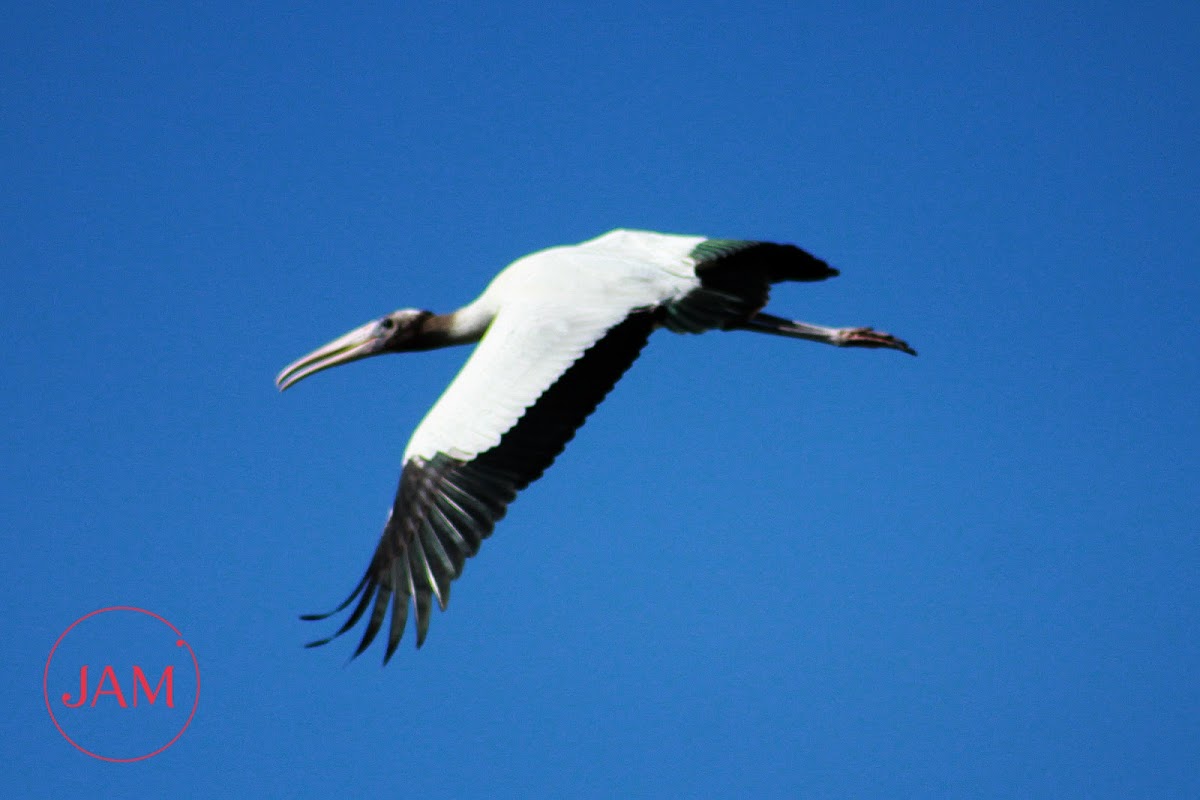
[{"left": 276, "top": 229, "right": 915, "bottom": 662}]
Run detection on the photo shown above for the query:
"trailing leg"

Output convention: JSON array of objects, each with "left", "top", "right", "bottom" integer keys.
[{"left": 733, "top": 312, "right": 916, "bottom": 355}]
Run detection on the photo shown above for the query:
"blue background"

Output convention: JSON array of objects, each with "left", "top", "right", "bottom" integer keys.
[{"left": 4, "top": 2, "right": 1197, "bottom": 797}]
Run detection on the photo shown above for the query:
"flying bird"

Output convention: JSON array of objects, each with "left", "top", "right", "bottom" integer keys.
[{"left": 276, "top": 229, "right": 915, "bottom": 662}]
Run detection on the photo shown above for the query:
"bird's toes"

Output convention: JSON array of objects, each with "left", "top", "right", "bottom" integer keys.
[{"left": 839, "top": 327, "right": 917, "bottom": 356}]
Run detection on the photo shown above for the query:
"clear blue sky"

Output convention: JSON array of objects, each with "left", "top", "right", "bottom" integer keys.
[{"left": 4, "top": 2, "right": 1197, "bottom": 796}]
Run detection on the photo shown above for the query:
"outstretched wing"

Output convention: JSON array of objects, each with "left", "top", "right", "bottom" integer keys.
[
  {"left": 304, "top": 301, "right": 657, "bottom": 662},
  {"left": 663, "top": 240, "right": 839, "bottom": 333}
]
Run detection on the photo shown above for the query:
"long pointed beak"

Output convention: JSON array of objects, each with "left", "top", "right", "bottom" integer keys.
[{"left": 276, "top": 320, "right": 387, "bottom": 391}]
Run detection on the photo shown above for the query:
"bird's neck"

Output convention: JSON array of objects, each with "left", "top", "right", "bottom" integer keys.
[{"left": 417, "top": 299, "right": 495, "bottom": 349}]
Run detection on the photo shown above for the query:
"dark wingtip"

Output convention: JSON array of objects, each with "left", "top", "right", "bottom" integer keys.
[
  {"left": 350, "top": 589, "right": 390, "bottom": 660},
  {"left": 304, "top": 636, "right": 336, "bottom": 649},
  {"left": 791, "top": 246, "right": 838, "bottom": 281},
  {"left": 414, "top": 590, "right": 432, "bottom": 649},
  {"left": 352, "top": 634, "right": 375, "bottom": 660},
  {"left": 297, "top": 572, "right": 378, "bottom": 659},
  {"left": 299, "top": 573, "right": 371, "bottom": 621}
]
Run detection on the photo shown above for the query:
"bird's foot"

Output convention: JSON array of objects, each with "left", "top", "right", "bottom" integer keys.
[{"left": 835, "top": 327, "right": 917, "bottom": 356}]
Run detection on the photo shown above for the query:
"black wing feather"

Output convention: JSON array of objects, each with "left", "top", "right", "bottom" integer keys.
[
  {"left": 663, "top": 240, "right": 840, "bottom": 333},
  {"left": 304, "top": 311, "right": 657, "bottom": 662}
]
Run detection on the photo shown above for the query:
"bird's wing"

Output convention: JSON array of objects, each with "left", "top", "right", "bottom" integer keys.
[
  {"left": 661, "top": 240, "right": 839, "bottom": 332},
  {"left": 303, "top": 298, "right": 657, "bottom": 661}
]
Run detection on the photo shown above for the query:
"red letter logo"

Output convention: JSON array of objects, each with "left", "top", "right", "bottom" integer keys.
[{"left": 44, "top": 607, "right": 200, "bottom": 762}]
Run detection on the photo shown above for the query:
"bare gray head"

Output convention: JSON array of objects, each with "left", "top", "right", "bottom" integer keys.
[{"left": 275, "top": 309, "right": 434, "bottom": 391}]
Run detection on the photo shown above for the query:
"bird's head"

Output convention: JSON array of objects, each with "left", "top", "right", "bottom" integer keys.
[{"left": 276, "top": 308, "right": 434, "bottom": 391}]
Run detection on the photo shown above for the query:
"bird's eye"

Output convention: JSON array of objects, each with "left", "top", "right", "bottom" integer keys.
[{"left": 379, "top": 318, "right": 396, "bottom": 331}]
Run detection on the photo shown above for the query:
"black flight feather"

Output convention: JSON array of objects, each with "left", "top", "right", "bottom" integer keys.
[{"left": 303, "top": 311, "right": 656, "bottom": 661}]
